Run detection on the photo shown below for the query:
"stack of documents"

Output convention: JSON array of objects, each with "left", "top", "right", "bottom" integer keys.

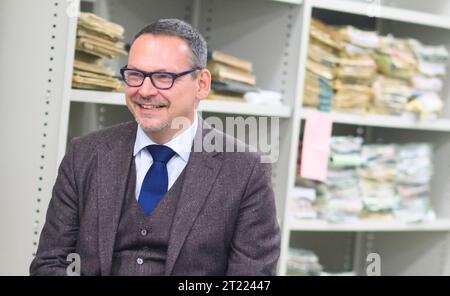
[
  {"left": 318, "top": 136, "right": 364, "bottom": 223},
  {"left": 286, "top": 248, "right": 323, "bottom": 276},
  {"left": 358, "top": 144, "right": 399, "bottom": 221},
  {"left": 406, "top": 39, "right": 449, "bottom": 120},
  {"left": 303, "top": 19, "right": 341, "bottom": 111},
  {"left": 303, "top": 20, "right": 450, "bottom": 120},
  {"left": 295, "top": 136, "right": 438, "bottom": 223},
  {"left": 394, "top": 143, "right": 435, "bottom": 222},
  {"left": 207, "top": 51, "right": 257, "bottom": 101},
  {"left": 371, "top": 36, "right": 416, "bottom": 115},
  {"left": 374, "top": 36, "right": 417, "bottom": 81},
  {"left": 289, "top": 180, "right": 318, "bottom": 220},
  {"left": 372, "top": 75, "right": 411, "bottom": 115},
  {"left": 333, "top": 26, "right": 378, "bottom": 113},
  {"left": 72, "top": 12, "right": 126, "bottom": 91}
]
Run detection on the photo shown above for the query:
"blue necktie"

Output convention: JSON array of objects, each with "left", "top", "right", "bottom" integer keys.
[{"left": 138, "top": 145, "right": 176, "bottom": 215}]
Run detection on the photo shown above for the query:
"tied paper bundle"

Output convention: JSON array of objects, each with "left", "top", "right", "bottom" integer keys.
[
  {"left": 372, "top": 36, "right": 416, "bottom": 115},
  {"left": 303, "top": 19, "right": 342, "bottom": 111},
  {"left": 207, "top": 51, "right": 283, "bottom": 105},
  {"left": 72, "top": 12, "right": 126, "bottom": 92},
  {"left": 72, "top": 60, "right": 122, "bottom": 91},
  {"left": 358, "top": 144, "right": 399, "bottom": 221},
  {"left": 302, "top": 19, "right": 450, "bottom": 120},
  {"left": 372, "top": 75, "right": 411, "bottom": 115},
  {"left": 333, "top": 57, "right": 376, "bottom": 113},
  {"left": 317, "top": 136, "right": 364, "bottom": 223},
  {"left": 295, "top": 137, "right": 437, "bottom": 224},
  {"left": 76, "top": 12, "right": 127, "bottom": 59},
  {"left": 289, "top": 179, "right": 318, "bottom": 220},
  {"left": 334, "top": 26, "right": 379, "bottom": 114},
  {"left": 207, "top": 51, "right": 256, "bottom": 101},
  {"left": 394, "top": 143, "right": 435, "bottom": 223},
  {"left": 286, "top": 248, "right": 323, "bottom": 276},
  {"left": 406, "top": 39, "right": 449, "bottom": 120}
]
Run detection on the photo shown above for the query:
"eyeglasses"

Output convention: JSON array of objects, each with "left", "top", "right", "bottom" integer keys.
[{"left": 120, "top": 66, "right": 201, "bottom": 90}]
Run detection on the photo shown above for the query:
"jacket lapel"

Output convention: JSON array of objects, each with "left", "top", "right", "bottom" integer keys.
[
  {"left": 165, "top": 120, "right": 223, "bottom": 275},
  {"left": 97, "top": 122, "right": 136, "bottom": 275}
]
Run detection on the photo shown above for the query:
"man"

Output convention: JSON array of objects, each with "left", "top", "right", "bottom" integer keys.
[{"left": 30, "top": 18, "right": 280, "bottom": 276}]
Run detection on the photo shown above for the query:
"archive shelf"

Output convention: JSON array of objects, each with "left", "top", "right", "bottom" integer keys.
[
  {"left": 70, "top": 89, "right": 293, "bottom": 118},
  {"left": 289, "top": 219, "right": 450, "bottom": 232},
  {"left": 299, "top": 107, "right": 450, "bottom": 132},
  {"left": 310, "top": 0, "right": 450, "bottom": 30},
  {"left": 279, "top": 0, "right": 450, "bottom": 276}
]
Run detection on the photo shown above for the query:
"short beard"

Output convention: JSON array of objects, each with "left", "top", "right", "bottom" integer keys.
[{"left": 135, "top": 117, "right": 171, "bottom": 134}]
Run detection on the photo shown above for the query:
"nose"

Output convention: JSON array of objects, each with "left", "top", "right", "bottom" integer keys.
[{"left": 138, "top": 76, "right": 158, "bottom": 97}]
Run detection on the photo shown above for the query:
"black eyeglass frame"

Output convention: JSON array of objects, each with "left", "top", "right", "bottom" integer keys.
[{"left": 120, "top": 66, "right": 201, "bottom": 90}]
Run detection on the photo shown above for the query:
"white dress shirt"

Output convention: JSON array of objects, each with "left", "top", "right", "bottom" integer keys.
[{"left": 133, "top": 114, "right": 198, "bottom": 200}]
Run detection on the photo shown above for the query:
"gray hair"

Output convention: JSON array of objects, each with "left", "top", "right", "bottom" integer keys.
[{"left": 133, "top": 18, "right": 207, "bottom": 69}]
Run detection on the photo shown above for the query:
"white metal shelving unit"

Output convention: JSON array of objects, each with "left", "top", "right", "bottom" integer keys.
[
  {"left": 300, "top": 107, "right": 450, "bottom": 132},
  {"left": 289, "top": 219, "right": 450, "bottom": 232},
  {"left": 70, "top": 89, "right": 292, "bottom": 117},
  {"left": 279, "top": 0, "right": 450, "bottom": 276}
]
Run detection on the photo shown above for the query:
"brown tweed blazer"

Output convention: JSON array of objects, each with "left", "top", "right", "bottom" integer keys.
[{"left": 30, "top": 118, "right": 280, "bottom": 275}]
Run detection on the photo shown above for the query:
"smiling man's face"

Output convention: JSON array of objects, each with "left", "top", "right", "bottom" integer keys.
[{"left": 125, "top": 34, "right": 210, "bottom": 143}]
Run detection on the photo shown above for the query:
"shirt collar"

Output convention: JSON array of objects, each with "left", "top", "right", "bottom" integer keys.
[{"left": 133, "top": 113, "right": 198, "bottom": 162}]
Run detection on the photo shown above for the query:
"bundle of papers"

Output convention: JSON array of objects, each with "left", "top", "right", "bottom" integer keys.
[
  {"left": 358, "top": 144, "right": 398, "bottom": 220},
  {"left": 289, "top": 183, "right": 318, "bottom": 220},
  {"left": 72, "top": 59, "right": 123, "bottom": 92},
  {"left": 406, "top": 39, "right": 449, "bottom": 120},
  {"left": 409, "top": 39, "right": 449, "bottom": 64},
  {"left": 303, "top": 20, "right": 343, "bottom": 111},
  {"left": 303, "top": 20, "right": 450, "bottom": 121},
  {"left": 294, "top": 138, "right": 436, "bottom": 224},
  {"left": 309, "top": 19, "right": 343, "bottom": 52},
  {"left": 77, "top": 12, "right": 124, "bottom": 41},
  {"left": 286, "top": 248, "right": 323, "bottom": 276},
  {"left": 208, "top": 80, "right": 257, "bottom": 101},
  {"left": 374, "top": 36, "right": 417, "bottom": 81},
  {"left": 372, "top": 75, "right": 411, "bottom": 115},
  {"left": 334, "top": 28, "right": 378, "bottom": 113},
  {"left": 318, "top": 137, "right": 364, "bottom": 223},
  {"left": 338, "top": 26, "right": 380, "bottom": 49},
  {"left": 394, "top": 144, "right": 435, "bottom": 222},
  {"left": 72, "top": 12, "right": 126, "bottom": 92},
  {"left": 304, "top": 62, "right": 335, "bottom": 111},
  {"left": 208, "top": 51, "right": 258, "bottom": 101},
  {"left": 75, "top": 12, "right": 126, "bottom": 59}
]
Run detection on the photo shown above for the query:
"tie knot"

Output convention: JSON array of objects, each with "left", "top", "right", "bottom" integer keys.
[{"left": 147, "top": 145, "right": 176, "bottom": 164}]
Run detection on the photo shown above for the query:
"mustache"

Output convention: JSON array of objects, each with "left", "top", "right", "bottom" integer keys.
[{"left": 133, "top": 95, "right": 170, "bottom": 106}]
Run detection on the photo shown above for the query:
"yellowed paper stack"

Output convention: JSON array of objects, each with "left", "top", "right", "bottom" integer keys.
[
  {"left": 332, "top": 26, "right": 379, "bottom": 113},
  {"left": 406, "top": 39, "right": 449, "bottom": 119},
  {"left": 303, "top": 19, "right": 341, "bottom": 111},
  {"left": 72, "top": 12, "right": 126, "bottom": 92},
  {"left": 207, "top": 51, "right": 256, "bottom": 100},
  {"left": 371, "top": 36, "right": 416, "bottom": 115}
]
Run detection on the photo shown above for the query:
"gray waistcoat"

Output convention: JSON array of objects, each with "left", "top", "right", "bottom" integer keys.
[{"left": 111, "top": 161, "right": 187, "bottom": 276}]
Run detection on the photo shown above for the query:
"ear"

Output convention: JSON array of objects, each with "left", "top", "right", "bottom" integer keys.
[{"left": 195, "top": 68, "right": 211, "bottom": 101}]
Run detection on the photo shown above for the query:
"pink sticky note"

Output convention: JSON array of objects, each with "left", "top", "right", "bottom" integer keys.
[{"left": 300, "top": 111, "right": 333, "bottom": 182}]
